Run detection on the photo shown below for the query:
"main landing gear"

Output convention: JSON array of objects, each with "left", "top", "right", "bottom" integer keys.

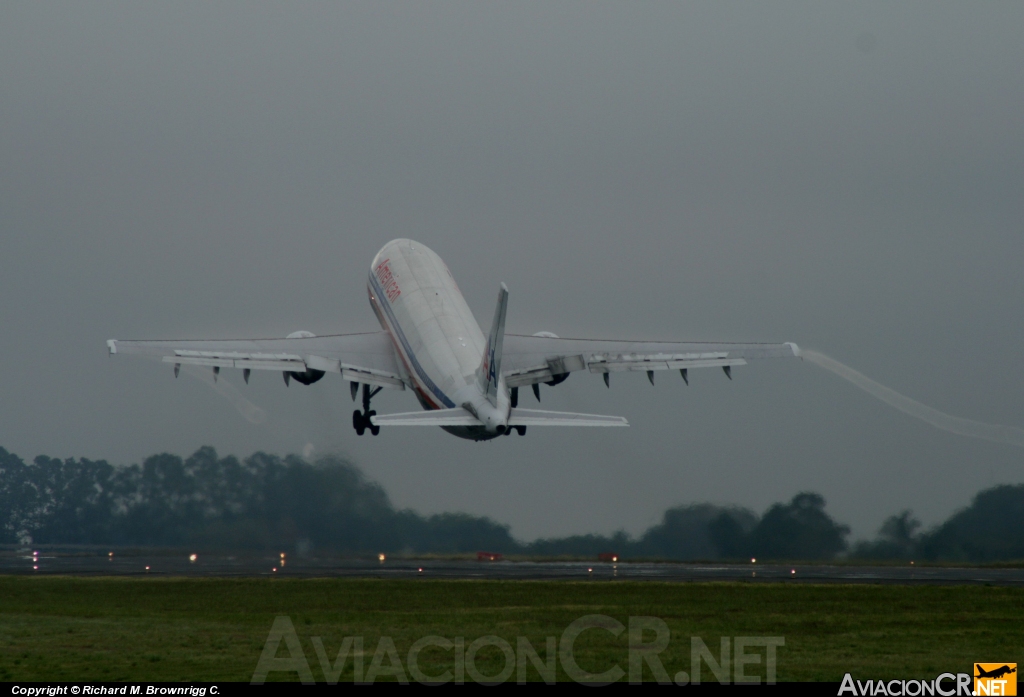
[{"left": 352, "top": 383, "right": 382, "bottom": 436}]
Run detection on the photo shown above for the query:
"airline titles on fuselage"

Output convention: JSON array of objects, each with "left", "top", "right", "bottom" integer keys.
[{"left": 374, "top": 259, "right": 401, "bottom": 303}]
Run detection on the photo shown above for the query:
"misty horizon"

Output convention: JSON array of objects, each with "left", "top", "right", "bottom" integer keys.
[{"left": 5, "top": 443, "right": 1020, "bottom": 563}]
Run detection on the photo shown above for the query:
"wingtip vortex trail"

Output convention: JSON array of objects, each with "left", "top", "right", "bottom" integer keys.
[{"left": 802, "top": 349, "right": 1024, "bottom": 448}]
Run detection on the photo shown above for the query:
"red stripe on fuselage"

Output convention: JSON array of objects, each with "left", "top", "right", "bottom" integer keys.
[{"left": 368, "top": 286, "right": 444, "bottom": 411}]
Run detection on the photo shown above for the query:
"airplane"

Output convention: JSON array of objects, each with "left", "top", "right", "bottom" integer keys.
[
  {"left": 975, "top": 665, "right": 1016, "bottom": 680},
  {"left": 107, "top": 239, "right": 801, "bottom": 441}
]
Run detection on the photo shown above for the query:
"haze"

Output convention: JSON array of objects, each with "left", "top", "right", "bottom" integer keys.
[{"left": 1, "top": 2, "right": 1022, "bottom": 541}]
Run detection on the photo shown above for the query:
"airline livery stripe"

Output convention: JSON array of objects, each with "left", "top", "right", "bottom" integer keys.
[{"left": 368, "top": 273, "right": 457, "bottom": 409}]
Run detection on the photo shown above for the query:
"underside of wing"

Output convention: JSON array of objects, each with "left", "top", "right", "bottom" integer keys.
[
  {"left": 107, "top": 332, "right": 406, "bottom": 389},
  {"left": 501, "top": 335, "right": 800, "bottom": 387}
]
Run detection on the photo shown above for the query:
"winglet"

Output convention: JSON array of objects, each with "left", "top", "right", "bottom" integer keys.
[
  {"left": 107, "top": 339, "right": 118, "bottom": 355},
  {"left": 479, "top": 283, "right": 508, "bottom": 406}
]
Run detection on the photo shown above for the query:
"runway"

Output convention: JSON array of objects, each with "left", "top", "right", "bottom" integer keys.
[{"left": 2, "top": 550, "right": 1022, "bottom": 585}]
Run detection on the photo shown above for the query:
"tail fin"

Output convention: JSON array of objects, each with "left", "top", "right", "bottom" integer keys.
[{"left": 479, "top": 283, "right": 508, "bottom": 405}]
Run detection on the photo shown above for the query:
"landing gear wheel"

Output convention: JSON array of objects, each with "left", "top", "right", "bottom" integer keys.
[
  {"left": 515, "top": 425, "right": 527, "bottom": 436},
  {"left": 353, "top": 384, "right": 383, "bottom": 437}
]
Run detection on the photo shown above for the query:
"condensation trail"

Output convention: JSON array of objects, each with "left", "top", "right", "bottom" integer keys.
[
  {"left": 801, "top": 350, "right": 1024, "bottom": 447},
  {"left": 182, "top": 364, "right": 267, "bottom": 425}
]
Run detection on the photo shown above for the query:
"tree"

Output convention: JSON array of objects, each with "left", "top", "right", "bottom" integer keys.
[
  {"left": 850, "top": 510, "right": 921, "bottom": 560},
  {"left": 0, "top": 447, "right": 33, "bottom": 544},
  {"left": 638, "top": 504, "right": 757, "bottom": 559},
  {"left": 746, "top": 492, "right": 849, "bottom": 560},
  {"left": 918, "top": 484, "right": 1024, "bottom": 562}
]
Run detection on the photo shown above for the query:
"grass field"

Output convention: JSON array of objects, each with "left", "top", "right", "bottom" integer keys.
[{"left": 0, "top": 576, "right": 1020, "bottom": 683}]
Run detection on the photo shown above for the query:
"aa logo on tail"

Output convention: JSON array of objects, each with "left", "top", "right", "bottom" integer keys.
[
  {"left": 487, "top": 344, "right": 497, "bottom": 387},
  {"left": 975, "top": 663, "right": 1017, "bottom": 696}
]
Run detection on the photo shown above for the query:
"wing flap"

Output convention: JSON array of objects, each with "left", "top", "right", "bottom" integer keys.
[
  {"left": 502, "top": 336, "right": 799, "bottom": 385},
  {"left": 666, "top": 358, "right": 746, "bottom": 370},
  {"left": 341, "top": 365, "right": 406, "bottom": 389},
  {"left": 305, "top": 355, "right": 406, "bottom": 389},
  {"left": 162, "top": 355, "right": 303, "bottom": 371},
  {"left": 589, "top": 356, "right": 748, "bottom": 373},
  {"left": 505, "top": 354, "right": 587, "bottom": 388}
]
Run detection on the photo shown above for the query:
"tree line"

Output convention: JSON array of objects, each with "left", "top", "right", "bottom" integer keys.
[{"left": 1, "top": 446, "right": 1021, "bottom": 561}]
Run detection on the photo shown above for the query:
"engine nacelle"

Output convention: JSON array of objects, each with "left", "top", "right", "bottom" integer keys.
[
  {"left": 545, "top": 372, "right": 569, "bottom": 386},
  {"left": 532, "top": 333, "right": 569, "bottom": 386},
  {"left": 283, "top": 331, "right": 324, "bottom": 386},
  {"left": 287, "top": 369, "right": 325, "bottom": 386}
]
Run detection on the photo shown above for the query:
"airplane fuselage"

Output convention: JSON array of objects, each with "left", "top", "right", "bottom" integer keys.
[{"left": 367, "top": 239, "right": 511, "bottom": 440}]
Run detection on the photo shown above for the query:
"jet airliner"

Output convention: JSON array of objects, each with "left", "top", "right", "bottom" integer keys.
[{"left": 108, "top": 239, "right": 800, "bottom": 440}]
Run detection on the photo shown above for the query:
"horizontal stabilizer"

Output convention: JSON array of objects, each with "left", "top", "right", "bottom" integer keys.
[
  {"left": 370, "top": 407, "right": 628, "bottom": 427},
  {"left": 507, "top": 408, "right": 628, "bottom": 427},
  {"left": 370, "top": 408, "right": 481, "bottom": 427}
]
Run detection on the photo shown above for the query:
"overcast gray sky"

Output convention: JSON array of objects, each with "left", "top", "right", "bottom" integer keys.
[{"left": 2, "top": 2, "right": 1022, "bottom": 542}]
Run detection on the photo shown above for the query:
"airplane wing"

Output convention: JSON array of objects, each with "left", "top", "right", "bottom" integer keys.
[
  {"left": 501, "top": 335, "right": 800, "bottom": 388},
  {"left": 107, "top": 332, "right": 406, "bottom": 389}
]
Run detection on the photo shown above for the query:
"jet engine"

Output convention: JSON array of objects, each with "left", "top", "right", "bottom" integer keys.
[
  {"left": 523, "top": 331, "right": 570, "bottom": 403},
  {"left": 282, "top": 331, "right": 325, "bottom": 386},
  {"left": 532, "top": 332, "right": 569, "bottom": 386}
]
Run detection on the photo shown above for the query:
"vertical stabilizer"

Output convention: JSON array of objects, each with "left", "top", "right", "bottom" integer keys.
[{"left": 479, "top": 283, "right": 508, "bottom": 405}]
